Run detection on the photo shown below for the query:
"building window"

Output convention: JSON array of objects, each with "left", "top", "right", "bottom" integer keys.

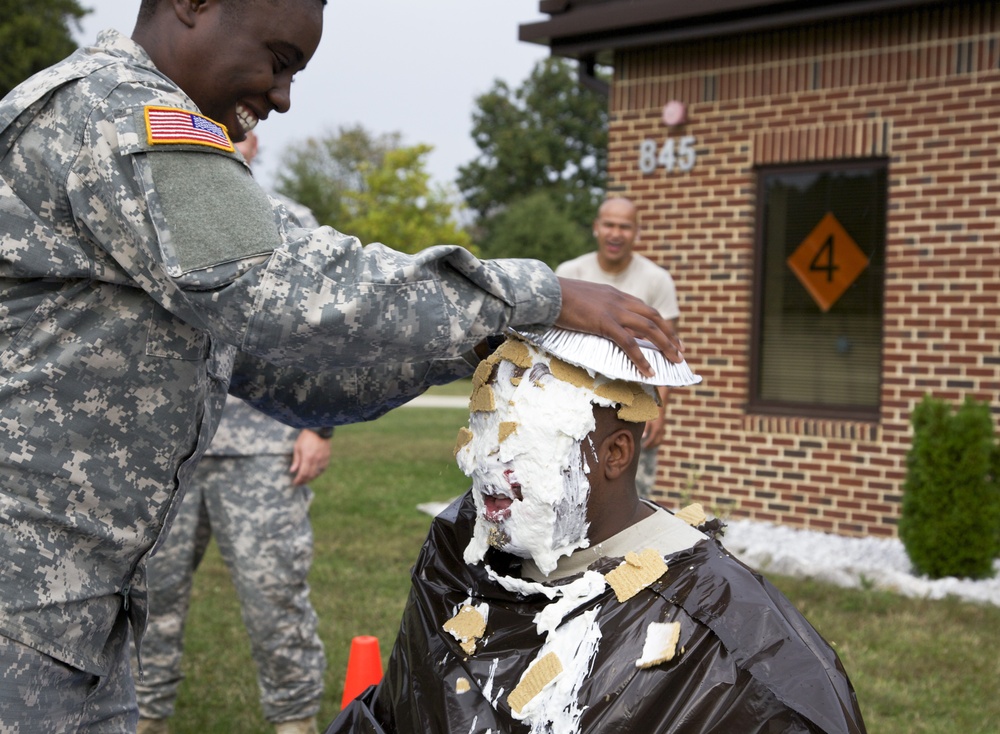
[{"left": 750, "top": 161, "right": 887, "bottom": 420}]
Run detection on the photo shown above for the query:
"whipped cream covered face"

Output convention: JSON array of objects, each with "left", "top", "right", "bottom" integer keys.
[{"left": 457, "top": 341, "right": 635, "bottom": 575}]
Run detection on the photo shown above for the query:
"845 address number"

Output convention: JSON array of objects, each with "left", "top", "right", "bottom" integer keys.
[{"left": 639, "top": 136, "right": 697, "bottom": 174}]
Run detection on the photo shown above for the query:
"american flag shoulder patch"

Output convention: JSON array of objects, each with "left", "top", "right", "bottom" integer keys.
[{"left": 144, "top": 105, "right": 235, "bottom": 152}]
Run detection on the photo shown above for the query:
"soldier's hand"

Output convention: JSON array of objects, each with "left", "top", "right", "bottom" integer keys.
[
  {"left": 555, "top": 278, "right": 684, "bottom": 377},
  {"left": 290, "top": 430, "right": 332, "bottom": 485}
]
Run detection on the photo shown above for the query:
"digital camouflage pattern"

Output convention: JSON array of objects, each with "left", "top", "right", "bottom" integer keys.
[
  {"left": 0, "top": 613, "right": 137, "bottom": 731},
  {"left": 0, "top": 29, "right": 560, "bottom": 682},
  {"left": 207, "top": 395, "right": 302, "bottom": 456},
  {"left": 136, "top": 428, "right": 324, "bottom": 723}
]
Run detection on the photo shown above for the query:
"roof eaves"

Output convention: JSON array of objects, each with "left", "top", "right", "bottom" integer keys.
[{"left": 520, "top": 0, "right": 947, "bottom": 62}]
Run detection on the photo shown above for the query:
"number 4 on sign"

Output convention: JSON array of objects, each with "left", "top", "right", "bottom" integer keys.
[
  {"left": 786, "top": 212, "right": 870, "bottom": 312},
  {"left": 810, "top": 235, "right": 838, "bottom": 282}
]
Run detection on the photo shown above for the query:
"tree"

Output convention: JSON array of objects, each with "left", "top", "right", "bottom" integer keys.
[
  {"left": 339, "top": 145, "right": 472, "bottom": 252},
  {"left": 457, "top": 57, "right": 609, "bottom": 260},
  {"left": 478, "top": 190, "right": 592, "bottom": 270},
  {"left": 276, "top": 126, "right": 471, "bottom": 254},
  {"left": 275, "top": 125, "right": 401, "bottom": 230},
  {"left": 1, "top": 0, "right": 88, "bottom": 98}
]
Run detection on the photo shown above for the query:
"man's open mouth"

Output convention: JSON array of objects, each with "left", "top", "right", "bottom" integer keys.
[
  {"left": 481, "top": 476, "right": 522, "bottom": 523},
  {"left": 483, "top": 493, "right": 514, "bottom": 522}
]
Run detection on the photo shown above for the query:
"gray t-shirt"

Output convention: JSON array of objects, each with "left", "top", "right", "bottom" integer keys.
[{"left": 556, "top": 251, "right": 680, "bottom": 321}]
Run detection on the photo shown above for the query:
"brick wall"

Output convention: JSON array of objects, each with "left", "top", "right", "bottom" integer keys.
[{"left": 608, "top": 1, "right": 1000, "bottom": 537}]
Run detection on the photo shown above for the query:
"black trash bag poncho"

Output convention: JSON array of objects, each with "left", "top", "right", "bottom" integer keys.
[{"left": 326, "top": 491, "right": 866, "bottom": 733}]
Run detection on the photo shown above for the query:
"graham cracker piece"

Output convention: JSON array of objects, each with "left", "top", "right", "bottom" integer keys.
[
  {"left": 507, "top": 651, "right": 564, "bottom": 714},
  {"left": 493, "top": 338, "right": 533, "bottom": 369},
  {"left": 443, "top": 605, "right": 487, "bottom": 656},
  {"left": 454, "top": 427, "right": 473, "bottom": 457},
  {"left": 455, "top": 677, "right": 471, "bottom": 694},
  {"left": 487, "top": 525, "right": 506, "bottom": 550},
  {"left": 469, "top": 383, "right": 496, "bottom": 413},
  {"left": 595, "top": 381, "right": 660, "bottom": 423},
  {"left": 635, "top": 621, "right": 682, "bottom": 668},
  {"left": 548, "top": 357, "right": 595, "bottom": 390},
  {"left": 605, "top": 548, "right": 669, "bottom": 602},
  {"left": 498, "top": 421, "right": 518, "bottom": 444},
  {"left": 617, "top": 389, "right": 659, "bottom": 423},
  {"left": 594, "top": 380, "right": 636, "bottom": 406},
  {"left": 674, "top": 503, "right": 706, "bottom": 527},
  {"left": 471, "top": 357, "right": 494, "bottom": 390}
]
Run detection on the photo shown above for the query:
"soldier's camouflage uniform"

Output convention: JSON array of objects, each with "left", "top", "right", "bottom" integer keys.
[
  {"left": 0, "top": 30, "right": 559, "bottom": 730},
  {"left": 135, "top": 397, "right": 328, "bottom": 725}
]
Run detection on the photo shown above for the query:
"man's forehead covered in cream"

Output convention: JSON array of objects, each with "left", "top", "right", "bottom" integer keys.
[{"left": 459, "top": 336, "right": 661, "bottom": 442}]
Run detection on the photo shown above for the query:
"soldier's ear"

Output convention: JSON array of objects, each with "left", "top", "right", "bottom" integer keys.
[
  {"left": 601, "top": 428, "right": 635, "bottom": 481},
  {"left": 173, "top": 0, "right": 210, "bottom": 28}
]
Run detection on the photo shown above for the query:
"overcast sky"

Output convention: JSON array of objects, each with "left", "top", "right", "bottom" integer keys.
[{"left": 74, "top": 0, "right": 551, "bottom": 190}]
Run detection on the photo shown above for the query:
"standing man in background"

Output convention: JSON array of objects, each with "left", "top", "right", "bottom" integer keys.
[
  {"left": 135, "top": 133, "right": 332, "bottom": 734},
  {"left": 556, "top": 197, "right": 680, "bottom": 498}
]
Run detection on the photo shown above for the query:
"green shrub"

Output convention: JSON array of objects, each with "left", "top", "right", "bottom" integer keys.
[{"left": 899, "top": 395, "right": 1000, "bottom": 580}]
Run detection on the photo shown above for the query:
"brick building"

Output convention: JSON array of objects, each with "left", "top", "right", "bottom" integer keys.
[{"left": 521, "top": 0, "right": 1000, "bottom": 538}]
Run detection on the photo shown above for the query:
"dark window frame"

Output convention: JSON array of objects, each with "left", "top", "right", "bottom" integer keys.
[{"left": 748, "top": 158, "right": 889, "bottom": 422}]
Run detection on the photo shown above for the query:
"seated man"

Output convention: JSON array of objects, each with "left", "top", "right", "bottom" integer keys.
[{"left": 326, "top": 333, "right": 867, "bottom": 733}]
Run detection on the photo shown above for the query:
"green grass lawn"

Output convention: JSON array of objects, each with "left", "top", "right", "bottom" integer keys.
[
  {"left": 161, "top": 406, "right": 1000, "bottom": 733},
  {"left": 424, "top": 377, "right": 473, "bottom": 397}
]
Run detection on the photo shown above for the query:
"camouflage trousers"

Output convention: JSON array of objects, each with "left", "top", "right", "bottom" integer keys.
[
  {"left": 134, "top": 454, "right": 325, "bottom": 723},
  {"left": 0, "top": 613, "right": 138, "bottom": 733}
]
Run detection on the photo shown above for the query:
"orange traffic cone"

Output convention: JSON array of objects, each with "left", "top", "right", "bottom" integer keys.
[{"left": 340, "top": 635, "right": 383, "bottom": 709}]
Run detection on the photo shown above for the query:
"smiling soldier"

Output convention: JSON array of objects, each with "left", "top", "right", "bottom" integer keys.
[{"left": 0, "top": 0, "right": 686, "bottom": 729}]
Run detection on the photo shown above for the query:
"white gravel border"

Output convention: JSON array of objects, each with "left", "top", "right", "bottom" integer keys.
[{"left": 722, "top": 518, "right": 1000, "bottom": 606}]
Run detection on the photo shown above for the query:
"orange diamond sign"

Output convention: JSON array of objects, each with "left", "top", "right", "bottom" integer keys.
[{"left": 786, "top": 212, "right": 869, "bottom": 312}]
